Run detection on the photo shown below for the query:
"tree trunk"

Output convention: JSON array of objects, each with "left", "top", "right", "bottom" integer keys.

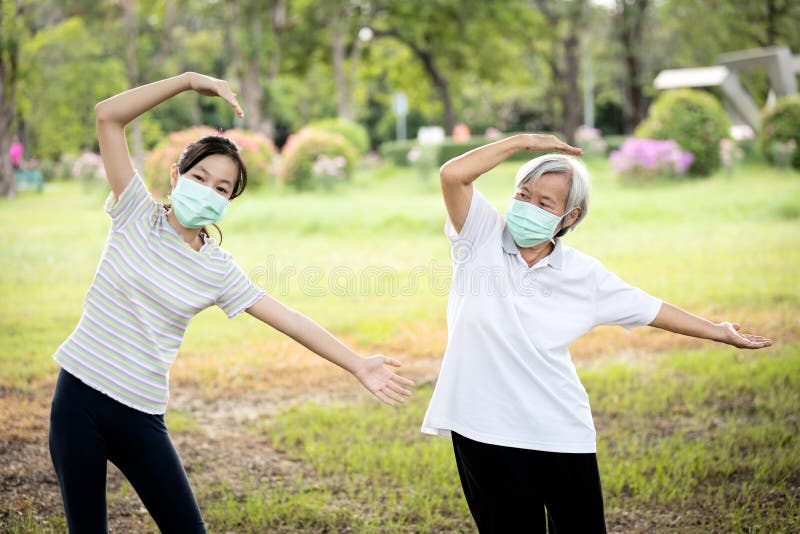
[
  {"left": 241, "top": 10, "right": 263, "bottom": 133},
  {"left": 0, "top": 1, "right": 21, "bottom": 197},
  {"left": 415, "top": 47, "right": 455, "bottom": 133},
  {"left": 263, "top": 1, "right": 286, "bottom": 140},
  {"left": 330, "top": 7, "right": 353, "bottom": 121},
  {"left": 563, "top": 33, "right": 581, "bottom": 145},
  {"left": 121, "top": 0, "right": 145, "bottom": 172},
  {"left": 617, "top": 0, "right": 649, "bottom": 133}
]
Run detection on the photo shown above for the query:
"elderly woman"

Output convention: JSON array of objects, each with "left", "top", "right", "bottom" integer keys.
[{"left": 421, "top": 134, "right": 772, "bottom": 533}]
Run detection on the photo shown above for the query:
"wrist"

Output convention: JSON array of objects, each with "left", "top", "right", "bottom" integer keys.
[{"left": 180, "top": 72, "right": 195, "bottom": 91}]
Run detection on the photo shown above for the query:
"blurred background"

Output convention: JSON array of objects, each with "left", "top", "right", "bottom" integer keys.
[{"left": 1, "top": 1, "right": 799, "bottom": 533}]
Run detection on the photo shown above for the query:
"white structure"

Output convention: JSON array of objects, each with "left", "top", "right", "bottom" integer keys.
[{"left": 653, "top": 46, "right": 799, "bottom": 131}]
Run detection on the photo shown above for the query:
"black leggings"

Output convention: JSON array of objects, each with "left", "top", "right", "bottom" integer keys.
[
  {"left": 452, "top": 431, "right": 606, "bottom": 534},
  {"left": 48, "top": 368, "right": 206, "bottom": 533}
]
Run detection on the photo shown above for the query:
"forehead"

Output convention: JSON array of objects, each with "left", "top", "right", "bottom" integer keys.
[
  {"left": 519, "top": 172, "right": 571, "bottom": 200},
  {"left": 187, "top": 153, "right": 238, "bottom": 182}
]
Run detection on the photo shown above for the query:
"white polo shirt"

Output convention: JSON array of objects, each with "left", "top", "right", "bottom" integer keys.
[{"left": 421, "top": 189, "right": 662, "bottom": 453}]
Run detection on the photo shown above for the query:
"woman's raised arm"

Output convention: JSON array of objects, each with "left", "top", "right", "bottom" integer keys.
[
  {"left": 439, "top": 134, "right": 581, "bottom": 233},
  {"left": 95, "top": 72, "right": 243, "bottom": 200}
]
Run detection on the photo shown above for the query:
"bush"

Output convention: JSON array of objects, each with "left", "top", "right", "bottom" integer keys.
[
  {"left": 307, "top": 118, "right": 370, "bottom": 156},
  {"left": 222, "top": 129, "right": 279, "bottom": 185},
  {"left": 759, "top": 95, "right": 800, "bottom": 170},
  {"left": 610, "top": 138, "right": 694, "bottom": 183},
  {"left": 378, "top": 139, "right": 417, "bottom": 167},
  {"left": 278, "top": 127, "right": 359, "bottom": 190},
  {"left": 635, "top": 89, "right": 730, "bottom": 176},
  {"left": 144, "top": 126, "right": 277, "bottom": 198}
]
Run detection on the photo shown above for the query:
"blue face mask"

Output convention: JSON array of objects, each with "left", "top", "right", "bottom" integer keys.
[
  {"left": 505, "top": 198, "right": 570, "bottom": 248},
  {"left": 168, "top": 175, "right": 230, "bottom": 229}
]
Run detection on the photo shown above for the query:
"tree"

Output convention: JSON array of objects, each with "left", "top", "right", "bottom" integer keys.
[
  {"left": 614, "top": 0, "right": 650, "bottom": 133},
  {"left": 18, "top": 17, "right": 127, "bottom": 160},
  {"left": 533, "top": 0, "right": 587, "bottom": 144},
  {"left": 369, "top": 0, "right": 481, "bottom": 133},
  {"left": 0, "top": 0, "right": 24, "bottom": 197},
  {"left": 228, "top": 0, "right": 288, "bottom": 140}
]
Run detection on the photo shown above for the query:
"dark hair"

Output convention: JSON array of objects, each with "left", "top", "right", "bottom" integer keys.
[{"left": 166, "top": 135, "right": 248, "bottom": 246}]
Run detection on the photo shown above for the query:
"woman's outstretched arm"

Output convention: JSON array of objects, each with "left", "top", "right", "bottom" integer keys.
[
  {"left": 439, "top": 134, "right": 582, "bottom": 233},
  {"left": 95, "top": 72, "right": 243, "bottom": 200},
  {"left": 649, "top": 302, "right": 773, "bottom": 349},
  {"left": 245, "top": 295, "right": 415, "bottom": 406}
]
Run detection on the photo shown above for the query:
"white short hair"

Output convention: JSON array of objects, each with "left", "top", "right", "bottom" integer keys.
[{"left": 514, "top": 154, "right": 591, "bottom": 236}]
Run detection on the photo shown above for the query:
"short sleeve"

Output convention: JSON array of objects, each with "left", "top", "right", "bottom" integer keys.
[
  {"left": 444, "top": 188, "right": 504, "bottom": 248},
  {"left": 593, "top": 262, "right": 663, "bottom": 331},
  {"left": 216, "top": 260, "right": 267, "bottom": 319},
  {"left": 104, "top": 172, "right": 155, "bottom": 229}
]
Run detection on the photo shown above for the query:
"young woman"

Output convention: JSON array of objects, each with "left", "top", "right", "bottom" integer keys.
[
  {"left": 48, "top": 72, "right": 415, "bottom": 533},
  {"left": 421, "top": 134, "right": 773, "bottom": 533}
]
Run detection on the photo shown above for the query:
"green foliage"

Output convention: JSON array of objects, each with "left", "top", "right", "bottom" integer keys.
[
  {"left": 378, "top": 139, "right": 417, "bottom": 167},
  {"left": 759, "top": 95, "right": 800, "bottom": 170},
  {"left": 18, "top": 17, "right": 129, "bottom": 160},
  {"left": 277, "top": 127, "right": 359, "bottom": 190},
  {"left": 143, "top": 126, "right": 277, "bottom": 198},
  {"left": 636, "top": 89, "right": 730, "bottom": 177},
  {"left": 306, "top": 118, "right": 370, "bottom": 156}
]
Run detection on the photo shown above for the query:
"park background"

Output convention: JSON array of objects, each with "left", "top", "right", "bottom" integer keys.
[{"left": 1, "top": 0, "right": 799, "bottom": 532}]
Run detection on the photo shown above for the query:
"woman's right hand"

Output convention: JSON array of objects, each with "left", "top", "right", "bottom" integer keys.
[
  {"left": 518, "top": 133, "right": 582, "bottom": 156},
  {"left": 185, "top": 72, "right": 244, "bottom": 118}
]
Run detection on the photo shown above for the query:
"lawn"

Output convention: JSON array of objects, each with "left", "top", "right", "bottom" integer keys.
[{"left": 1, "top": 158, "right": 798, "bottom": 532}]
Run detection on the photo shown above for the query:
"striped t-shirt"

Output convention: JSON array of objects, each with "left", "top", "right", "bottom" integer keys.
[{"left": 53, "top": 172, "right": 266, "bottom": 414}]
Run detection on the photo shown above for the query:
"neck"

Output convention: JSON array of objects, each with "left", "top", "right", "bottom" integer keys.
[
  {"left": 166, "top": 208, "right": 203, "bottom": 247},
  {"left": 517, "top": 239, "right": 555, "bottom": 268}
]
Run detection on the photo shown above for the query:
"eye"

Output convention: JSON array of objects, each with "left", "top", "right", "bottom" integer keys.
[
  {"left": 192, "top": 174, "right": 204, "bottom": 182},
  {"left": 216, "top": 187, "right": 228, "bottom": 194}
]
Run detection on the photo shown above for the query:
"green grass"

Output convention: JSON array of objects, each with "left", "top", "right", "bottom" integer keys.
[
  {"left": 2, "top": 160, "right": 798, "bottom": 391},
  {"left": 221, "top": 346, "right": 798, "bottom": 533},
  {"left": 1, "top": 159, "right": 799, "bottom": 531}
]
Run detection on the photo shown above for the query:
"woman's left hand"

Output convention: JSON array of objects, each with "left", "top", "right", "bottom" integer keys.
[
  {"left": 716, "top": 322, "right": 773, "bottom": 349},
  {"left": 353, "top": 355, "right": 415, "bottom": 406}
]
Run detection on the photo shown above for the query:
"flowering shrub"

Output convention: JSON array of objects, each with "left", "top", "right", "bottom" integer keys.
[
  {"left": 759, "top": 95, "right": 800, "bottom": 170},
  {"left": 144, "top": 126, "right": 277, "bottom": 198},
  {"left": 223, "top": 129, "right": 279, "bottom": 185},
  {"left": 610, "top": 138, "right": 694, "bottom": 181},
  {"left": 306, "top": 118, "right": 370, "bottom": 156},
  {"left": 574, "top": 125, "right": 608, "bottom": 157},
  {"left": 278, "top": 127, "right": 358, "bottom": 190},
  {"left": 635, "top": 89, "right": 729, "bottom": 176},
  {"left": 719, "top": 139, "right": 744, "bottom": 173},
  {"left": 311, "top": 155, "right": 348, "bottom": 190},
  {"left": 72, "top": 151, "right": 106, "bottom": 181}
]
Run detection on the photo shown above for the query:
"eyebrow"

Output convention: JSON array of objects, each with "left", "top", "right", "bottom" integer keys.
[{"left": 196, "top": 165, "right": 233, "bottom": 187}]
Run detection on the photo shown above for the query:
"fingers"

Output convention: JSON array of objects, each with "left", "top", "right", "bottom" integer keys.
[
  {"left": 223, "top": 86, "right": 244, "bottom": 118},
  {"left": 556, "top": 142, "right": 583, "bottom": 156},
  {"left": 374, "top": 389, "right": 397, "bottom": 406},
  {"left": 387, "top": 381, "right": 413, "bottom": 397},
  {"left": 380, "top": 387, "right": 406, "bottom": 404}
]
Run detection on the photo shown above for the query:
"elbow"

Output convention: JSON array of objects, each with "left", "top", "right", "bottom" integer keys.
[
  {"left": 94, "top": 100, "right": 113, "bottom": 123},
  {"left": 439, "top": 162, "right": 460, "bottom": 185}
]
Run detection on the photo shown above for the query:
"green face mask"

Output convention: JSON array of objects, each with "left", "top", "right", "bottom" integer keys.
[
  {"left": 505, "top": 198, "right": 570, "bottom": 248},
  {"left": 168, "top": 175, "right": 230, "bottom": 229}
]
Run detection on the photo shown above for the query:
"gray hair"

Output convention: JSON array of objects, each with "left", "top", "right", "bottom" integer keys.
[{"left": 513, "top": 153, "right": 591, "bottom": 237}]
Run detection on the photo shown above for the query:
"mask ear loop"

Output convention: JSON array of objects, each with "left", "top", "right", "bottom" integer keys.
[{"left": 550, "top": 208, "right": 576, "bottom": 244}]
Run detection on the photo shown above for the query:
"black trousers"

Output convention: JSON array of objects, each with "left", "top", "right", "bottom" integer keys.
[
  {"left": 452, "top": 431, "right": 607, "bottom": 534},
  {"left": 48, "top": 368, "right": 206, "bottom": 533}
]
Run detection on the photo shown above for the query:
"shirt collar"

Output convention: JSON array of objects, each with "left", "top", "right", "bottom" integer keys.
[{"left": 502, "top": 226, "right": 564, "bottom": 270}]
